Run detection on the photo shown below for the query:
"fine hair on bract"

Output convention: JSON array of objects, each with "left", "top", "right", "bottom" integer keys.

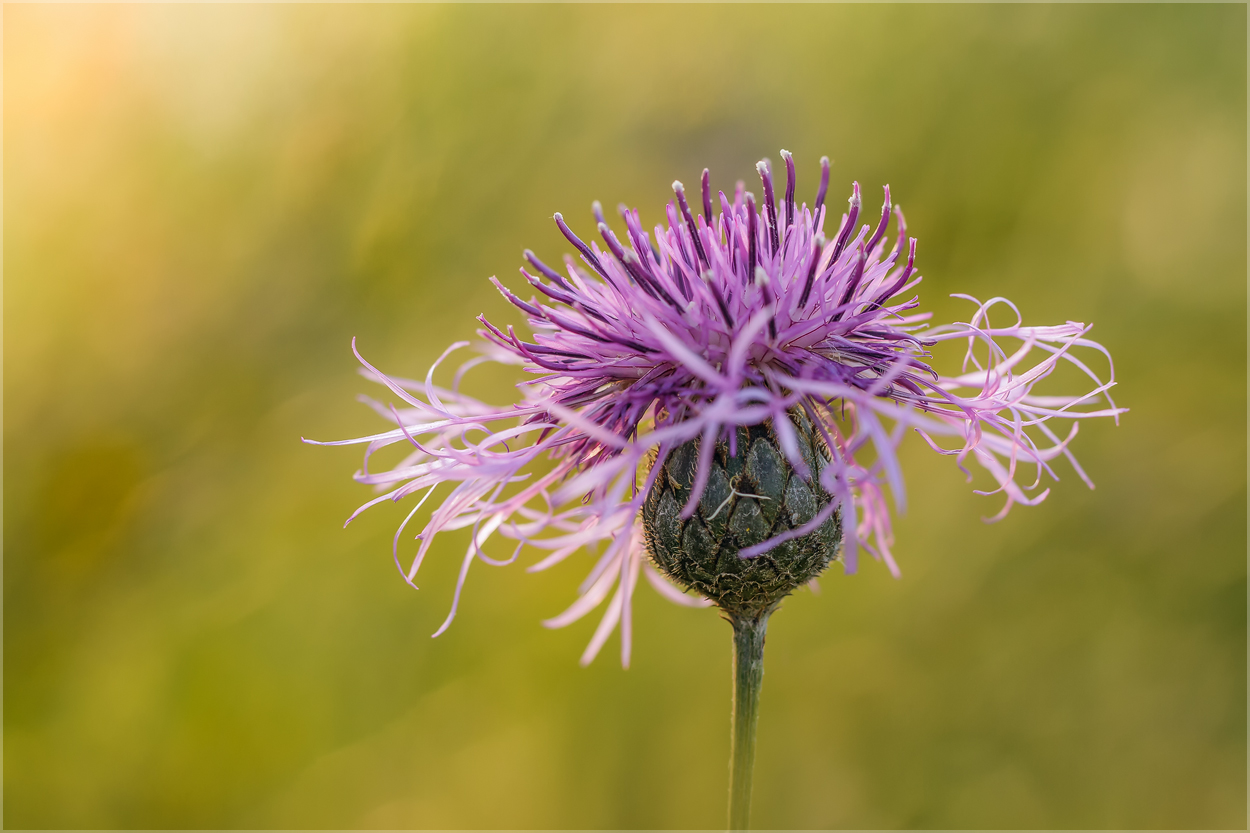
[{"left": 309, "top": 150, "right": 1123, "bottom": 667}]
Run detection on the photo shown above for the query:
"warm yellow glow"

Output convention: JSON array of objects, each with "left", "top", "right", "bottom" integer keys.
[{"left": 5, "top": 4, "right": 1246, "bottom": 829}]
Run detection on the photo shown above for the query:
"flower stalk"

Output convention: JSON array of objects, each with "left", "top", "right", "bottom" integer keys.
[
  {"left": 313, "top": 148, "right": 1123, "bottom": 829},
  {"left": 729, "top": 613, "right": 768, "bottom": 831}
]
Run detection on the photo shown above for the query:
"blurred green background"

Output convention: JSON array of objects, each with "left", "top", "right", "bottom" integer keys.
[{"left": 5, "top": 4, "right": 1245, "bottom": 829}]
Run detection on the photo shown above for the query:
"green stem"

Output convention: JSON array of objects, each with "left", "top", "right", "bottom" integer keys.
[{"left": 728, "top": 612, "right": 769, "bottom": 831}]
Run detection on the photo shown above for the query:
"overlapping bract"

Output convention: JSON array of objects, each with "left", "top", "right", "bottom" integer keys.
[{"left": 312, "top": 152, "right": 1122, "bottom": 666}]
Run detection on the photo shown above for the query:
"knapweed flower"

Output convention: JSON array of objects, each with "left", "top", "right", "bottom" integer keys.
[{"left": 311, "top": 151, "right": 1121, "bottom": 667}]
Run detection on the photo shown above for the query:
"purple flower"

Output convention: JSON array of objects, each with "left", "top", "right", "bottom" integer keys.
[{"left": 310, "top": 152, "right": 1123, "bottom": 667}]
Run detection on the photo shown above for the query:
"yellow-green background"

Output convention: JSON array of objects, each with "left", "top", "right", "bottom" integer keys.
[{"left": 5, "top": 4, "right": 1246, "bottom": 829}]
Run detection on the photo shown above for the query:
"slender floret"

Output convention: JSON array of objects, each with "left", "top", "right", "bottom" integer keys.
[{"left": 309, "top": 152, "right": 1123, "bottom": 667}]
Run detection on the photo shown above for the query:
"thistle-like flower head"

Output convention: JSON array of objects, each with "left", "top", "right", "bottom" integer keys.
[{"left": 311, "top": 152, "right": 1122, "bottom": 666}]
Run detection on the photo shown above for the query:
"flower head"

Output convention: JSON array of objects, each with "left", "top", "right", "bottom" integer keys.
[{"left": 311, "top": 152, "right": 1122, "bottom": 666}]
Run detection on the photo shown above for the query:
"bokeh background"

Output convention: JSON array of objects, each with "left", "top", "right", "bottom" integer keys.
[{"left": 5, "top": 4, "right": 1246, "bottom": 829}]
